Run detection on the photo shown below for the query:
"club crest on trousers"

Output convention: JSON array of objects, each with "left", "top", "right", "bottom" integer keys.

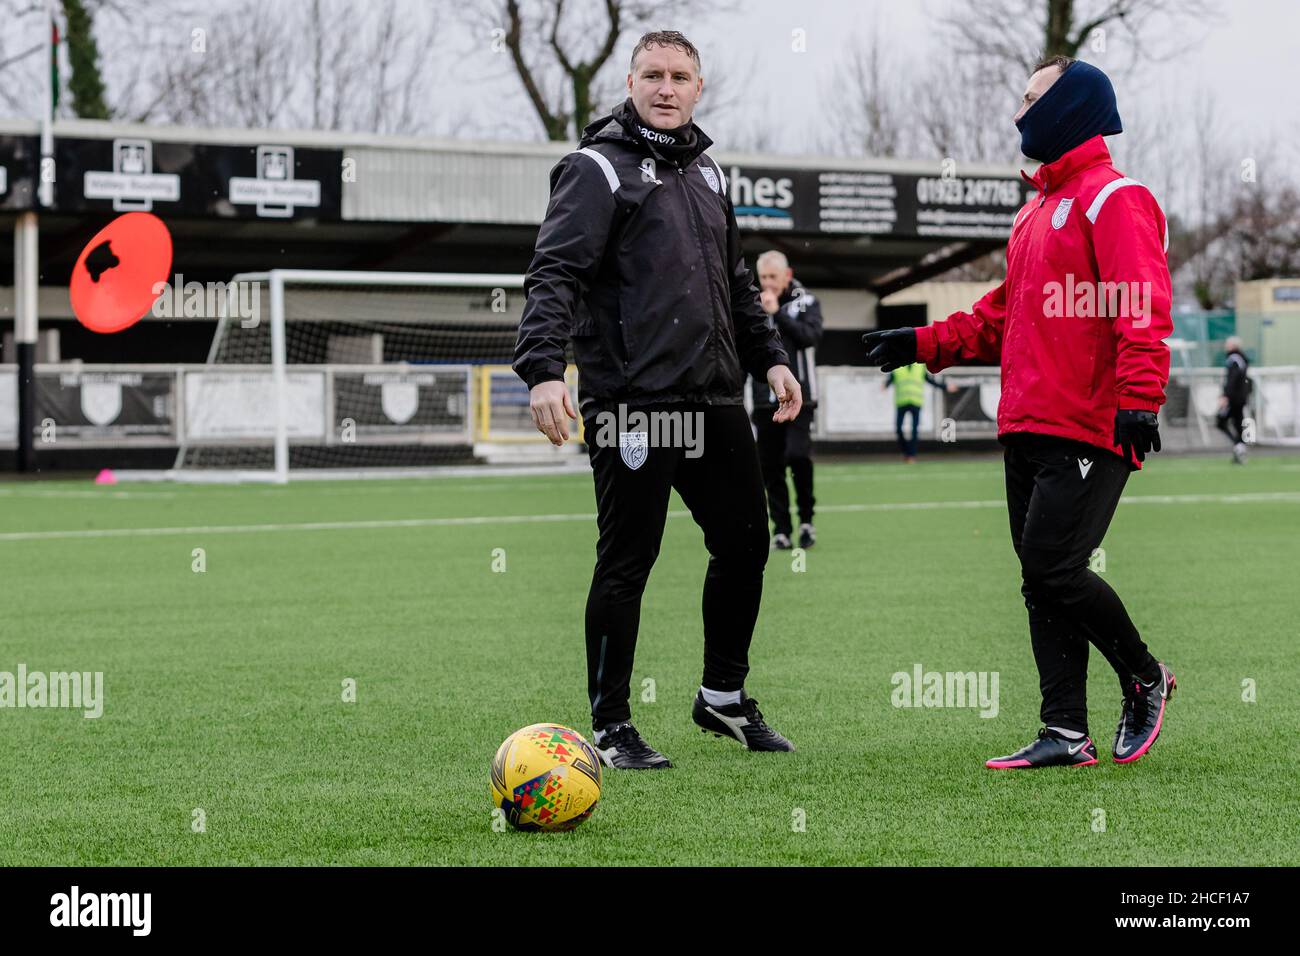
[{"left": 620, "top": 431, "right": 648, "bottom": 470}]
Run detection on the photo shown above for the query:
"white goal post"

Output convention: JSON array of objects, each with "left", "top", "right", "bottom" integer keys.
[{"left": 168, "top": 269, "right": 582, "bottom": 482}]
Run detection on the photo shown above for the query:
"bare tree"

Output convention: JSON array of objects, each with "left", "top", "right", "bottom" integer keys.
[
  {"left": 0, "top": 1, "right": 48, "bottom": 118},
  {"left": 822, "top": 0, "right": 1229, "bottom": 284},
  {"left": 909, "top": 56, "right": 1021, "bottom": 165},
  {"left": 941, "top": 0, "right": 1222, "bottom": 95},
  {"left": 825, "top": 32, "right": 904, "bottom": 159},
  {"left": 683, "top": 53, "right": 760, "bottom": 150},
  {"left": 1183, "top": 92, "right": 1232, "bottom": 307},
  {"left": 470, "top": 0, "right": 718, "bottom": 141},
  {"left": 1221, "top": 181, "right": 1300, "bottom": 284},
  {"left": 102, "top": 0, "right": 443, "bottom": 134}
]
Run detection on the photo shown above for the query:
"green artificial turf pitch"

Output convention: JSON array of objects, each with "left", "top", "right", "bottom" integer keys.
[{"left": 1, "top": 452, "right": 1297, "bottom": 866}]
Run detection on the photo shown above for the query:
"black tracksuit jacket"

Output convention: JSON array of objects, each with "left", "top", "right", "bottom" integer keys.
[
  {"left": 1224, "top": 349, "right": 1251, "bottom": 407},
  {"left": 750, "top": 279, "right": 823, "bottom": 411},
  {"left": 513, "top": 103, "right": 788, "bottom": 410}
]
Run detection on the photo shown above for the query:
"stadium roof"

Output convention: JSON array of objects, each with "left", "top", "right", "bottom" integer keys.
[{"left": 0, "top": 118, "right": 1031, "bottom": 295}]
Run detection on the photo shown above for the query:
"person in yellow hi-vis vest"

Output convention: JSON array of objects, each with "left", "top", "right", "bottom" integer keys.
[{"left": 883, "top": 362, "right": 956, "bottom": 463}]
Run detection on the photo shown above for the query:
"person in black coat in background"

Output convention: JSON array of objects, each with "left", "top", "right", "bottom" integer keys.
[
  {"left": 1216, "top": 336, "right": 1252, "bottom": 464},
  {"left": 749, "top": 251, "right": 823, "bottom": 549}
]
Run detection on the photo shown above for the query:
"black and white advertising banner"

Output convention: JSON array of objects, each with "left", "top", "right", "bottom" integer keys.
[
  {"left": 0, "top": 135, "right": 38, "bottom": 210},
  {"left": 332, "top": 369, "right": 471, "bottom": 441},
  {"left": 724, "top": 164, "right": 1034, "bottom": 238},
  {"left": 182, "top": 371, "right": 327, "bottom": 441},
  {"left": 35, "top": 371, "right": 175, "bottom": 441},
  {"left": 56, "top": 137, "right": 342, "bottom": 219}
]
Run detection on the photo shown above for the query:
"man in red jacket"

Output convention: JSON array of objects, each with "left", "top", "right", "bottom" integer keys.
[{"left": 864, "top": 56, "right": 1176, "bottom": 769}]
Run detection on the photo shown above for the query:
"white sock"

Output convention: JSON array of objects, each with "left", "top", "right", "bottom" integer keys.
[
  {"left": 700, "top": 686, "right": 742, "bottom": 707},
  {"left": 1048, "top": 725, "right": 1085, "bottom": 740}
]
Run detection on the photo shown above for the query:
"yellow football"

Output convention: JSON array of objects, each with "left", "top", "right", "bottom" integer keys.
[{"left": 491, "top": 723, "right": 602, "bottom": 831}]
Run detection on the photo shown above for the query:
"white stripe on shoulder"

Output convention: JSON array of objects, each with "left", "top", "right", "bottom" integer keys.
[
  {"left": 575, "top": 147, "right": 620, "bottom": 193},
  {"left": 1085, "top": 176, "right": 1144, "bottom": 223}
]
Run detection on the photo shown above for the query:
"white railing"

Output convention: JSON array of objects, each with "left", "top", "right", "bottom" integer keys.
[
  {"left": 4, "top": 363, "right": 1297, "bottom": 452},
  {"left": 811, "top": 365, "right": 1300, "bottom": 447}
]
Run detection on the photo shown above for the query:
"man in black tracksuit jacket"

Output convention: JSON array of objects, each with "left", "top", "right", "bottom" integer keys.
[
  {"left": 748, "top": 259, "right": 823, "bottom": 549},
  {"left": 513, "top": 31, "right": 803, "bottom": 770}
]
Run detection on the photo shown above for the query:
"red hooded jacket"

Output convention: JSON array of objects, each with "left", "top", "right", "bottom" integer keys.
[{"left": 914, "top": 135, "right": 1172, "bottom": 466}]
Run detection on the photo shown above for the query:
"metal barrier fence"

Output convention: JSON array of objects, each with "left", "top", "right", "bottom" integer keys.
[
  {"left": 2, "top": 363, "right": 1295, "bottom": 454},
  {"left": 812, "top": 365, "right": 1299, "bottom": 449}
]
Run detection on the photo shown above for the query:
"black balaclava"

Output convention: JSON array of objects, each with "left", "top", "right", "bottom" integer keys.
[
  {"left": 613, "top": 98, "right": 701, "bottom": 163},
  {"left": 1015, "top": 60, "right": 1123, "bottom": 165}
]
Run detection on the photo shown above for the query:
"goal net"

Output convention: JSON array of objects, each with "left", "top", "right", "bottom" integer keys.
[{"left": 172, "top": 270, "right": 578, "bottom": 481}]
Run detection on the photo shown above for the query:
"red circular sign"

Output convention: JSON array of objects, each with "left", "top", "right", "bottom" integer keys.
[{"left": 69, "top": 212, "right": 173, "bottom": 334}]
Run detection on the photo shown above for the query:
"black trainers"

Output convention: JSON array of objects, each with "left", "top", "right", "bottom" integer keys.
[
  {"left": 985, "top": 727, "right": 1098, "bottom": 769},
  {"left": 772, "top": 533, "right": 792, "bottom": 550},
  {"left": 798, "top": 523, "right": 816, "bottom": 548},
  {"left": 1113, "top": 662, "right": 1176, "bottom": 764},
  {"left": 692, "top": 691, "right": 794, "bottom": 751},
  {"left": 592, "top": 722, "right": 672, "bottom": 770}
]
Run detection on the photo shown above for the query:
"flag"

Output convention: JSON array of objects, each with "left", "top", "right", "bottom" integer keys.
[{"left": 50, "top": 17, "right": 60, "bottom": 112}]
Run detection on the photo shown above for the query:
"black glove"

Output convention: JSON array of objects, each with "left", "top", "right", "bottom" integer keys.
[
  {"left": 862, "top": 327, "right": 917, "bottom": 372},
  {"left": 1114, "top": 409, "right": 1161, "bottom": 463}
]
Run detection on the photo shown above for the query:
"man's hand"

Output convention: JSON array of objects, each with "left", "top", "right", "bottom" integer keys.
[
  {"left": 529, "top": 380, "right": 577, "bottom": 446},
  {"left": 759, "top": 290, "right": 780, "bottom": 315},
  {"left": 767, "top": 365, "right": 803, "bottom": 422},
  {"left": 1114, "top": 409, "right": 1161, "bottom": 463},
  {"left": 862, "top": 327, "right": 918, "bottom": 372}
]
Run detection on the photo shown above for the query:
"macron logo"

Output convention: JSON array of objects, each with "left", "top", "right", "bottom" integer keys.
[
  {"left": 1078, "top": 458, "right": 1093, "bottom": 479},
  {"left": 637, "top": 125, "right": 676, "bottom": 145},
  {"left": 50, "top": 886, "right": 151, "bottom": 936}
]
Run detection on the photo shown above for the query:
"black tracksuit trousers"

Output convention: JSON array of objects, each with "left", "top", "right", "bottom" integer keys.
[
  {"left": 583, "top": 403, "right": 770, "bottom": 729},
  {"left": 1216, "top": 401, "right": 1246, "bottom": 444},
  {"left": 1003, "top": 434, "right": 1160, "bottom": 734},
  {"left": 753, "top": 407, "right": 815, "bottom": 535}
]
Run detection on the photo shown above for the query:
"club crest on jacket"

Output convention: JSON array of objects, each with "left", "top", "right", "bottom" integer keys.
[
  {"left": 1052, "top": 197, "right": 1074, "bottom": 230},
  {"left": 699, "top": 164, "right": 720, "bottom": 193}
]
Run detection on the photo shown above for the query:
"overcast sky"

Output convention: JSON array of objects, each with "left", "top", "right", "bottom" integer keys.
[
  {"left": 2, "top": 0, "right": 1293, "bottom": 155},
  {"left": 681, "top": 0, "right": 1296, "bottom": 149},
  {"left": 444, "top": 0, "right": 1298, "bottom": 170},
  {"left": 1, "top": 0, "right": 1294, "bottom": 190}
]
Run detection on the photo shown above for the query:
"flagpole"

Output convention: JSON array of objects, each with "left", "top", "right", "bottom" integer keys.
[
  {"left": 18, "top": 1, "right": 55, "bottom": 471},
  {"left": 39, "top": 0, "right": 55, "bottom": 208}
]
